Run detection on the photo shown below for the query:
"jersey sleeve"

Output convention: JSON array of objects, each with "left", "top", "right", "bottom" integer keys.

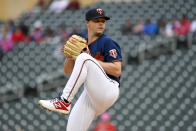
[{"left": 104, "top": 39, "right": 122, "bottom": 62}]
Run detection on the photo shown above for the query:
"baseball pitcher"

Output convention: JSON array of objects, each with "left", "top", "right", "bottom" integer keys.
[{"left": 39, "top": 8, "right": 122, "bottom": 131}]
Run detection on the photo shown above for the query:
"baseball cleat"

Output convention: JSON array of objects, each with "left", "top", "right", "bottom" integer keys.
[{"left": 38, "top": 97, "right": 71, "bottom": 115}]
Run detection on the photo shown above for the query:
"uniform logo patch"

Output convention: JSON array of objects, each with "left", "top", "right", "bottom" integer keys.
[
  {"left": 109, "top": 49, "right": 117, "bottom": 58},
  {"left": 97, "top": 9, "right": 103, "bottom": 15}
]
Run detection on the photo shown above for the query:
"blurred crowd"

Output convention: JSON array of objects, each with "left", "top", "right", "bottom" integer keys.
[
  {"left": 0, "top": 19, "right": 84, "bottom": 60},
  {"left": 0, "top": 0, "right": 84, "bottom": 60},
  {"left": 121, "top": 14, "right": 196, "bottom": 38},
  {"left": 32, "top": 0, "right": 80, "bottom": 14},
  {"left": 1, "top": 0, "right": 196, "bottom": 60}
]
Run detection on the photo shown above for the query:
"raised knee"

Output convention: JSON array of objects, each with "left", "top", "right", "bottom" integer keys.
[{"left": 76, "top": 53, "right": 92, "bottom": 61}]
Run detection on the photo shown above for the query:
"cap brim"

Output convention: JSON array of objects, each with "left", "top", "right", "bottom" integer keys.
[
  {"left": 87, "top": 16, "right": 110, "bottom": 21},
  {"left": 104, "top": 16, "right": 110, "bottom": 20}
]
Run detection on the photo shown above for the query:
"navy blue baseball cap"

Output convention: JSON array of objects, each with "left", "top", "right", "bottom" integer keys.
[{"left": 85, "top": 8, "right": 110, "bottom": 21}]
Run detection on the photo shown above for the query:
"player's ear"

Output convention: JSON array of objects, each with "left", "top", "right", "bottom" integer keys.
[
  {"left": 85, "top": 21, "right": 89, "bottom": 28},
  {"left": 85, "top": 21, "right": 89, "bottom": 25}
]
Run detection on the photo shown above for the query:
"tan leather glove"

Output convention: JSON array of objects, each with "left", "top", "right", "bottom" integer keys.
[{"left": 62, "top": 35, "right": 89, "bottom": 60}]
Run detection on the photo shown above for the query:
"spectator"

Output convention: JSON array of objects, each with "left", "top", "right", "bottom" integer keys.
[
  {"left": 45, "top": 27, "right": 54, "bottom": 37},
  {"left": 18, "top": 21, "right": 29, "bottom": 37},
  {"left": 30, "top": 20, "right": 44, "bottom": 43},
  {"left": 7, "top": 19, "right": 15, "bottom": 33},
  {"left": 165, "top": 22, "right": 174, "bottom": 37},
  {"left": 33, "top": 0, "right": 45, "bottom": 13},
  {"left": 143, "top": 19, "right": 158, "bottom": 35},
  {"left": 66, "top": 0, "right": 80, "bottom": 10},
  {"left": 133, "top": 20, "right": 144, "bottom": 35},
  {"left": 175, "top": 14, "right": 191, "bottom": 48},
  {"left": 174, "top": 14, "right": 191, "bottom": 36},
  {"left": 121, "top": 19, "right": 133, "bottom": 35},
  {"left": 33, "top": 0, "right": 52, "bottom": 13},
  {"left": 94, "top": 112, "right": 116, "bottom": 131},
  {"left": 0, "top": 25, "right": 12, "bottom": 39},
  {"left": 48, "top": 0, "right": 69, "bottom": 13},
  {"left": 190, "top": 20, "right": 196, "bottom": 39},
  {"left": 11, "top": 27, "right": 24, "bottom": 43},
  {"left": 37, "top": 0, "right": 45, "bottom": 8},
  {"left": 165, "top": 15, "right": 180, "bottom": 37},
  {"left": 157, "top": 18, "right": 166, "bottom": 36},
  {"left": 0, "top": 25, "right": 14, "bottom": 53},
  {"left": 190, "top": 20, "right": 196, "bottom": 32},
  {"left": 44, "top": 26, "right": 55, "bottom": 43}
]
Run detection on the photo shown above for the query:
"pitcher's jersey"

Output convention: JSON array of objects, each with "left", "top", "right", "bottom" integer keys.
[{"left": 85, "top": 34, "right": 122, "bottom": 84}]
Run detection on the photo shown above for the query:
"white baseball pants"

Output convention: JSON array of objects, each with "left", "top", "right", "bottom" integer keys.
[{"left": 61, "top": 53, "right": 119, "bottom": 131}]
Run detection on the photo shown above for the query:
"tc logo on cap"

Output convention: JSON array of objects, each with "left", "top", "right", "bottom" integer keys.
[{"left": 96, "top": 9, "right": 103, "bottom": 15}]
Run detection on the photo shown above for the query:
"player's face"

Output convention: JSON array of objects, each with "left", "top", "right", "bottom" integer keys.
[{"left": 86, "top": 17, "right": 106, "bottom": 36}]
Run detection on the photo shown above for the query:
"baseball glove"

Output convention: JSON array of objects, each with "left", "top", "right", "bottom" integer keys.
[{"left": 61, "top": 35, "right": 89, "bottom": 60}]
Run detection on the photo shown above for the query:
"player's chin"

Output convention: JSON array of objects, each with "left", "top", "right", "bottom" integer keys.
[
  {"left": 95, "top": 30, "right": 104, "bottom": 36},
  {"left": 95, "top": 32, "right": 103, "bottom": 37}
]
